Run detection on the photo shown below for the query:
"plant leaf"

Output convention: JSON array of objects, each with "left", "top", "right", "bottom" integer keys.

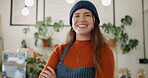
[
  {"left": 121, "top": 15, "right": 132, "bottom": 25},
  {"left": 45, "top": 16, "right": 52, "bottom": 25},
  {"left": 128, "top": 39, "right": 139, "bottom": 49},
  {"left": 21, "top": 39, "right": 28, "bottom": 48},
  {"left": 35, "top": 39, "right": 38, "bottom": 47},
  {"left": 125, "top": 15, "right": 132, "bottom": 25},
  {"left": 23, "top": 27, "right": 30, "bottom": 34},
  {"left": 102, "top": 23, "right": 113, "bottom": 34},
  {"left": 120, "top": 33, "right": 128, "bottom": 43},
  {"left": 34, "top": 32, "right": 39, "bottom": 39},
  {"left": 123, "top": 45, "right": 131, "bottom": 54}
]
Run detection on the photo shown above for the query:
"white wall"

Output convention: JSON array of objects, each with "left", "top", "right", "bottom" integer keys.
[
  {"left": 144, "top": 0, "right": 148, "bottom": 64},
  {"left": 0, "top": 0, "right": 148, "bottom": 77},
  {"left": 0, "top": 0, "right": 71, "bottom": 50},
  {"left": 115, "top": 0, "right": 148, "bottom": 77}
]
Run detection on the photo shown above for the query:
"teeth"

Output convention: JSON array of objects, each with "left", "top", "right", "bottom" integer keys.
[{"left": 79, "top": 25, "right": 87, "bottom": 27}]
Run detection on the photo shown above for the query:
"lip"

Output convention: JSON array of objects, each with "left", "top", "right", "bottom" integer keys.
[{"left": 77, "top": 24, "right": 88, "bottom": 28}]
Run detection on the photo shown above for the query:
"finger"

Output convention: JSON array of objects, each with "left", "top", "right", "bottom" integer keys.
[
  {"left": 42, "top": 70, "right": 53, "bottom": 77},
  {"left": 47, "top": 66, "right": 56, "bottom": 76},
  {"left": 40, "top": 75, "right": 46, "bottom": 78},
  {"left": 41, "top": 74, "right": 49, "bottom": 78}
]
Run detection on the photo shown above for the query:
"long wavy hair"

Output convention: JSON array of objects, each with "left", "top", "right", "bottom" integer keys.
[{"left": 66, "top": 17, "right": 108, "bottom": 77}]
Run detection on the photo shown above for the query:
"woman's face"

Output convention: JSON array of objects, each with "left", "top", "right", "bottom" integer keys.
[{"left": 72, "top": 9, "right": 94, "bottom": 35}]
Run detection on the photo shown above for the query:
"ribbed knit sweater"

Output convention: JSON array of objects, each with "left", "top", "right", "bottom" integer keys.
[{"left": 38, "top": 40, "right": 114, "bottom": 78}]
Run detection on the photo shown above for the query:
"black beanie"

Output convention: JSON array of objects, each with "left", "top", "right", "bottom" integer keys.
[{"left": 69, "top": 0, "right": 100, "bottom": 26}]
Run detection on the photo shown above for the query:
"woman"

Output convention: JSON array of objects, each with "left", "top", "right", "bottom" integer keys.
[{"left": 38, "top": 0, "right": 114, "bottom": 78}]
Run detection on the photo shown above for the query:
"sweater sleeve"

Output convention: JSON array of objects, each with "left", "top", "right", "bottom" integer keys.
[
  {"left": 43, "top": 44, "right": 67, "bottom": 70},
  {"left": 38, "top": 44, "right": 67, "bottom": 78},
  {"left": 97, "top": 47, "right": 115, "bottom": 78},
  {"left": 43, "top": 47, "right": 60, "bottom": 70}
]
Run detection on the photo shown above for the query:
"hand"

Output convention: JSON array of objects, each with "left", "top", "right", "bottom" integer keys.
[{"left": 40, "top": 66, "right": 56, "bottom": 78}]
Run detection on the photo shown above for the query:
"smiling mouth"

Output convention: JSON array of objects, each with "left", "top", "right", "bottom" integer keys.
[{"left": 78, "top": 25, "right": 88, "bottom": 28}]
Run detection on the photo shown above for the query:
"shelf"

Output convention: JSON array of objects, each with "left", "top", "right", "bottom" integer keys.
[
  {"left": 3, "top": 62, "right": 25, "bottom": 66},
  {"left": 110, "top": 47, "right": 117, "bottom": 50},
  {"left": 43, "top": 46, "right": 55, "bottom": 49}
]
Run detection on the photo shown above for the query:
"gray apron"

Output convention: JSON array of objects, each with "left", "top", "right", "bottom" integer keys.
[{"left": 56, "top": 42, "right": 95, "bottom": 78}]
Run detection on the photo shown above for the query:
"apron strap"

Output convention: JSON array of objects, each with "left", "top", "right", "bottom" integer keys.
[{"left": 60, "top": 42, "right": 74, "bottom": 63}]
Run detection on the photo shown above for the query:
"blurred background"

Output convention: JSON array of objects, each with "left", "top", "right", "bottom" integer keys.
[{"left": 0, "top": 0, "right": 148, "bottom": 78}]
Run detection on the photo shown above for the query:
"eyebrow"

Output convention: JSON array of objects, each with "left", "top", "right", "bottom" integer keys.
[{"left": 74, "top": 12, "right": 92, "bottom": 15}]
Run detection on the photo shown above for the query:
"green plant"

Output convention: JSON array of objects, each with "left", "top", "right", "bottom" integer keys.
[
  {"left": 26, "top": 52, "right": 46, "bottom": 77},
  {"left": 34, "top": 16, "right": 64, "bottom": 47},
  {"left": 21, "top": 27, "right": 30, "bottom": 48},
  {"left": 21, "top": 39, "right": 28, "bottom": 48},
  {"left": 102, "top": 15, "right": 139, "bottom": 54}
]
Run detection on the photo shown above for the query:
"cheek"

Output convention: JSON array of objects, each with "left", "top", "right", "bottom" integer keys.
[
  {"left": 72, "top": 19, "right": 76, "bottom": 26},
  {"left": 72, "top": 19, "right": 76, "bottom": 29},
  {"left": 72, "top": 18, "right": 78, "bottom": 25},
  {"left": 88, "top": 18, "right": 94, "bottom": 30},
  {"left": 87, "top": 19, "right": 94, "bottom": 26}
]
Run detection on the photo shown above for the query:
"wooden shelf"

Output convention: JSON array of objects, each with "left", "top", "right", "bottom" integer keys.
[
  {"left": 110, "top": 47, "right": 117, "bottom": 50},
  {"left": 3, "top": 62, "right": 25, "bottom": 66},
  {"left": 43, "top": 47, "right": 55, "bottom": 49}
]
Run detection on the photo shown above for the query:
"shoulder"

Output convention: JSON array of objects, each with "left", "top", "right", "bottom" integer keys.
[
  {"left": 52, "top": 43, "right": 69, "bottom": 58},
  {"left": 99, "top": 46, "right": 114, "bottom": 58},
  {"left": 97, "top": 46, "right": 115, "bottom": 78},
  {"left": 55, "top": 43, "right": 69, "bottom": 50},
  {"left": 99, "top": 46, "right": 114, "bottom": 67}
]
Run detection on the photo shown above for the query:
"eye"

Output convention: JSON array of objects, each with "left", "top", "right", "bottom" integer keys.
[
  {"left": 74, "top": 15, "right": 80, "bottom": 17},
  {"left": 85, "top": 14, "right": 91, "bottom": 17},
  {"left": 75, "top": 15, "right": 80, "bottom": 17}
]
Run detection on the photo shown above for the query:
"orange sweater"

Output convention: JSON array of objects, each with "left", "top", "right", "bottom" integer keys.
[{"left": 39, "top": 40, "right": 114, "bottom": 78}]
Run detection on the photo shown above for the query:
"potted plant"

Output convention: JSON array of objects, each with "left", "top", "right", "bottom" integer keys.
[
  {"left": 101, "top": 15, "right": 139, "bottom": 54},
  {"left": 34, "top": 16, "right": 64, "bottom": 47},
  {"left": 26, "top": 55, "right": 46, "bottom": 78},
  {"left": 26, "top": 48, "right": 46, "bottom": 78}
]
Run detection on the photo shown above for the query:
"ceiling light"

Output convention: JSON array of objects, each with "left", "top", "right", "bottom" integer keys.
[
  {"left": 102, "top": 0, "right": 111, "bottom": 6},
  {"left": 25, "top": 0, "right": 34, "bottom": 7},
  {"left": 66, "top": 0, "right": 75, "bottom": 4},
  {"left": 21, "top": 7, "right": 29, "bottom": 16}
]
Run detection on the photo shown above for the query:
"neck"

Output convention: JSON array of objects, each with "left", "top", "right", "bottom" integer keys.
[{"left": 76, "top": 33, "right": 91, "bottom": 40}]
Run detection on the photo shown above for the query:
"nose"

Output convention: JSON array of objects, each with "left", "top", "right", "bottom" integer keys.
[{"left": 79, "top": 16, "right": 86, "bottom": 22}]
